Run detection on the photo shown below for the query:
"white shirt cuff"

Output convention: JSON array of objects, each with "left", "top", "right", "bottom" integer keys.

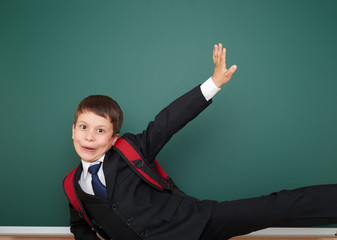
[{"left": 200, "top": 77, "right": 221, "bottom": 101}]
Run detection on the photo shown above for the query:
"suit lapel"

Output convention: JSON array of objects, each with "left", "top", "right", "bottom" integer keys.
[
  {"left": 73, "top": 151, "right": 118, "bottom": 201},
  {"left": 74, "top": 163, "right": 83, "bottom": 182},
  {"left": 103, "top": 150, "right": 118, "bottom": 200}
]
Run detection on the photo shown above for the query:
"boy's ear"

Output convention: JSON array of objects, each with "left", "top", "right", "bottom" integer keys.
[
  {"left": 111, "top": 133, "right": 120, "bottom": 146},
  {"left": 72, "top": 124, "right": 75, "bottom": 139}
]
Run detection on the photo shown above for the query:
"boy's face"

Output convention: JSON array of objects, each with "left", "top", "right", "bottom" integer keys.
[{"left": 72, "top": 111, "right": 119, "bottom": 162}]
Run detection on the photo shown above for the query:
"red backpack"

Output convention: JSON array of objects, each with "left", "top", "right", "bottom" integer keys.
[{"left": 63, "top": 137, "right": 178, "bottom": 228}]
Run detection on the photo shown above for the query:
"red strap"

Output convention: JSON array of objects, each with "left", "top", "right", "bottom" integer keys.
[
  {"left": 63, "top": 166, "right": 93, "bottom": 227},
  {"left": 64, "top": 167, "right": 80, "bottom": 210},
  {"left": 114, "top": 138, "right": 166, "bottom": 190},
  {"left": 154, "top": 160, "right": 168, "bottom": 179}
]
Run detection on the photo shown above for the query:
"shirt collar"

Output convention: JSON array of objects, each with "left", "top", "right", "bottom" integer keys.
[{"left": 81, "top": 154, "right": 105, "bottom": 180}]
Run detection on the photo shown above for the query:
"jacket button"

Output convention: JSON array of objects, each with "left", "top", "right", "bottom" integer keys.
[
  {"left": 126, "top": 219, "right": 132, "bottom": 225},
  {"left": 112, "top": 204, "right": 117, "bottom": 210},
  {"left": 141, "top": 231, "right": 148, "bottom": 237}
]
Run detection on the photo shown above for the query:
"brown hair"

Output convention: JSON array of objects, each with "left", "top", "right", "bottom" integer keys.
[{"left": 74, "top": 95, "right": 123, "bottom": 135}]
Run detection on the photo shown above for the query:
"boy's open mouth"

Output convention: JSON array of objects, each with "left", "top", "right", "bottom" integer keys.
[{"left": 82, "top": 146, "right": 96, "bottom": 152}]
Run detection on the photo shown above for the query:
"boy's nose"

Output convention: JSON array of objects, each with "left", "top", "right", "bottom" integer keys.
[{"left": 85, "top": 131, "right": 95, "bottom": 141}]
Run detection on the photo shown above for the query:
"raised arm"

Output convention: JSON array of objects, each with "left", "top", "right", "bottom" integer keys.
[
  {"left": 124, "top": 44, "right": 237, "bottom": 162},
  {"left": 212, "top": 43, "right": 237, "bottom": 88}
]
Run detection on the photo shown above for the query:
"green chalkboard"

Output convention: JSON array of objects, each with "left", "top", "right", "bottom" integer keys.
[{"left": 1, "top": 0, "right": 337, "bottom": 226}]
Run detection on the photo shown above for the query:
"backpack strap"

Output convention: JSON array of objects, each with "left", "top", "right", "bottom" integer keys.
[
  {"left": 63, "top": 166, "right": 93, "bottom": 228},
  {"left": 64, "top": 166, "right": 129, "bottom": 239},
  {"left": 113, "top": 137, "right": 173, "bottom": 192}
]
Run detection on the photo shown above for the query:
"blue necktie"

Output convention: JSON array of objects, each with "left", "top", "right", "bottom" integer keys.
[{"left": 88, "top": 162, "right": 108, "bottom": 199}]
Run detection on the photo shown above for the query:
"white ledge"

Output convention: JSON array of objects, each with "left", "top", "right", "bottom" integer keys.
[
  {"left": 0, "top": 227, "right": 71, "bottom": 235},
  {"left": 0, "top": 227, "right": 337, "bottom": 237},
  {"left": 249, "top": 228, "right": 337, "bottom": 237}
]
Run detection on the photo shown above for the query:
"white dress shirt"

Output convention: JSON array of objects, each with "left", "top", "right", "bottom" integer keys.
[
  {"left": 79, "top": 155, "right": 106, "bottom": 195},
  {"left": 79, "top": 77, "right": 221, "bottom": 195}
]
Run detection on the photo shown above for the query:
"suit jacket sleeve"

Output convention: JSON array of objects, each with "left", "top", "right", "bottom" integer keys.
[
  {"left": 124, "top": 85, "right": 212, "bottom": 163},
  {"left": 69, "top": 204, "right": 100, "bottom": 240}
]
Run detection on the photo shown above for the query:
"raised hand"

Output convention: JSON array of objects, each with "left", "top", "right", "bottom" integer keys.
[{"left": 212, "top": 43, "right": 237, "bottom": 88}]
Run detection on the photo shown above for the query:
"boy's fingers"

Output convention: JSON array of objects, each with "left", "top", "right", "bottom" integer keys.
[
  {"left": 225, "top": 65, "right": 238, "bottom": 79},
  {"left": 221, "top": 48, "right": 226, "bottom": 66},
  {"left": 217, "top": 43, "right": 222, "bottom": 60},
  {"left": 213, "top": 45, "right": 217, "bottom": 63},
  {"left": 213, "top": 44, "right": 218, "bottom": 63},
  {"left": 214, "top": 44, "right": 218, "bottom": 60}
]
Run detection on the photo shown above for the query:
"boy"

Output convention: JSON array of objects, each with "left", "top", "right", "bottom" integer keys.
[{"left": 65, "top": 44, "right": 337, "bottom": 240}]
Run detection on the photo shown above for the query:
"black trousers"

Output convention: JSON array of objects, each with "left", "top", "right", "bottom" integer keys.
[{"left": 200, "top": 184, "right": 337, "bottom": 240}]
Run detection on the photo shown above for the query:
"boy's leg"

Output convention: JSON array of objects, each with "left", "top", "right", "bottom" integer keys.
[{"left": 200, "top": 184, "right": 337, "bottom": 240}]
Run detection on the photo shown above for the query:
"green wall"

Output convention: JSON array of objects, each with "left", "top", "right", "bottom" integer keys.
[{"left": 1, "top": 0, "right": 337, "bottom": 226}]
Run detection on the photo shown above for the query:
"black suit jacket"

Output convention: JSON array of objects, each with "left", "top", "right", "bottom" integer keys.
[{"left": 69, "top": 85, "right": 214, "bottom": 240}]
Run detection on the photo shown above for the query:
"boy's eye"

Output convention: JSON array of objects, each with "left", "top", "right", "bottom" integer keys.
[
  {"left": 97, "top": 129, "right": 104, "bottom": 133},
  {"left": 80, "top": 125, "right": 86, "bottom": 129}
]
